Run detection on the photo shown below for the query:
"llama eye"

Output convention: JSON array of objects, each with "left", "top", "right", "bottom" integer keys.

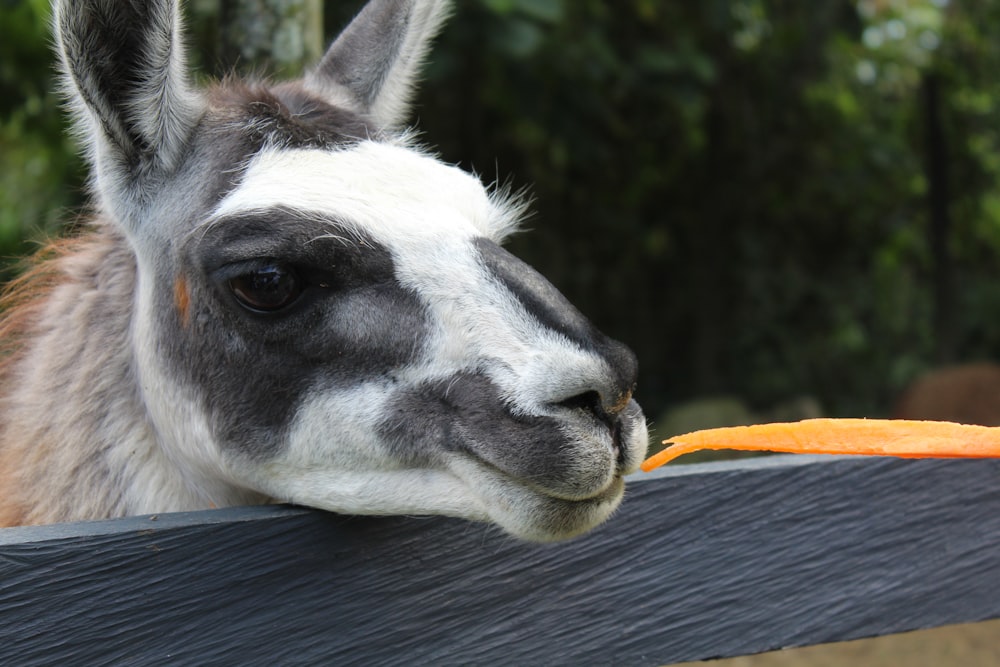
[{"left": 227, "top": 264, "right": 303, "bottom": 313}]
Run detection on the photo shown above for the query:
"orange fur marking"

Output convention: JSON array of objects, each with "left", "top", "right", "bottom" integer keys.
[{"left": 174, "top": 275, "right": 191, "bottom": 327}]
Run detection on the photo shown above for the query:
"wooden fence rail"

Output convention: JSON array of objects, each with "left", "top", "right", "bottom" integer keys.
[{"left": 2, "top": 455, "right": 999, "bottom": 665}]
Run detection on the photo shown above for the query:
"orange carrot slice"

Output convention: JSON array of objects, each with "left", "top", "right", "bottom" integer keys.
[{"left": 641, "top": 418, "right": 1000, "bottom": 472}]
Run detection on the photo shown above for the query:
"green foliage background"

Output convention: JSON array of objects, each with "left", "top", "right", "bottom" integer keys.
[
  {"left": 1, "top": 0, "right": 82, "bottom": 254},
  {"left": 4, "top": 0, "right": 1000, "bottom": 421}
]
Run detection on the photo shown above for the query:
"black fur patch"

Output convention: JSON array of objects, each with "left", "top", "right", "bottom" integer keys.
[
  {"left": 473, "top": 238, "right": 639, "bottom": 401},
  {"left": 161, "top": 211, "right": 429, "bottom": 459},
  {"left": 380, "top": 373, "right": 583, "bottom": 490},
  {"left": 134, "top": 79, "right": 392, "bottom": 460}
]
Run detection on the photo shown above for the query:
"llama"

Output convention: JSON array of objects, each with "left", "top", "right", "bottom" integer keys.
[{"left": 0, "top": 0, "right": 648, "bottom": 542}]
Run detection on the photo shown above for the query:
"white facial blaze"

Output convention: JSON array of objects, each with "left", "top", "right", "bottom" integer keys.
[{"left": 211, "top": 141, "right": 521, "bottom": 245}]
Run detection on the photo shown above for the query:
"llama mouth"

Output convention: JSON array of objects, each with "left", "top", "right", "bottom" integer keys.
[
  {"left": 459, "top": 446, "right": 627, "bottom": 507},
  {"left": 442, "top": 450, "right": 629, "bottom": 541},
  {"left": 486, "top": 470, "right": 628, "bottom": 542}
]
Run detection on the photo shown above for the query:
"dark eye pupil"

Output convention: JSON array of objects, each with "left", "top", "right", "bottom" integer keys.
[{"left": 228, "top": 265, "right": 301, "bottom": 312}]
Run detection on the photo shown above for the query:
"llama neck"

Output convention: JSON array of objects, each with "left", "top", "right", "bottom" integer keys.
[{"left": 0, "top": 222, "right": 262, "bottom": 526}]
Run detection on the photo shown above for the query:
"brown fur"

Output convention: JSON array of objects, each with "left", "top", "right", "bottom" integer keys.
[
  {"left": 0, "top": 235, "right": 82, "bottom": 372},
  {"left": 0, "top": 233, "right": 87, "bottom": 526},
  {"left": 206, "top": 78, "right": 372, "bottom": 151},
  {"left": 0, "top": 434, "right": 28, "bottom": 527},
  {"left": 0, "top": 221, "right": 143, "bottom": 526}
]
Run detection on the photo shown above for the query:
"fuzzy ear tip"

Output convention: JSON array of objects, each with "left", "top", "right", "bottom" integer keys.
[
  {"left": 306, "top": 0, "right": 455, "bottom": 131},
  {"left": 53, "top": 0, "right": 204, "bottom": 224}
]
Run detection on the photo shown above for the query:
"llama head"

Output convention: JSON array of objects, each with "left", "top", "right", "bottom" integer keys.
[{"left": 53, "top": 0, "right": 648, "bottom": 541}]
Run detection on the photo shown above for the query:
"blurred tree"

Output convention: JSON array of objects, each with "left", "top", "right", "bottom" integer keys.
[{"left": 188, "top": 0, "right": 323, "bottom": 78}]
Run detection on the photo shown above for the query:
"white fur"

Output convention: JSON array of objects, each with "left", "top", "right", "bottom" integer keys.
[
  {"left": 253, "top": 383, "right": 488, "bottom": 521},
  {"left": 269, "top": 378, "right": 629, "bottom": 540},
  {"left": 263, "top": 381, "right": 627, "bottom": 542},
  {"left": 211, "top": 141, "right": 520, "bottom": 244}
]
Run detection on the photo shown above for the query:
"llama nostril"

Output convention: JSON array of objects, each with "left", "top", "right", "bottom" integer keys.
[
  {"left": 559, "top": 390, "right": 609, "bottom": 423},
  {"left": 606, "top": 387, "right": 633, "bottom": 417},
  {"left": 558, "top": 389, "right": 631, "bottom": 426}
]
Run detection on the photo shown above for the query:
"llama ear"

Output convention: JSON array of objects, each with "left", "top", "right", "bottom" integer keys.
[
  {"left": 305, "top": 0, "right": 452, "bottom": 130},
  {"left": 54, "top": 0, "right": 202, "bottom": 203}
]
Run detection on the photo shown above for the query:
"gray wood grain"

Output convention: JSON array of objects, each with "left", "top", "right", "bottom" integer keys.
[{"left": 2, "top": 455, "right": 999, "bottom": 666}]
